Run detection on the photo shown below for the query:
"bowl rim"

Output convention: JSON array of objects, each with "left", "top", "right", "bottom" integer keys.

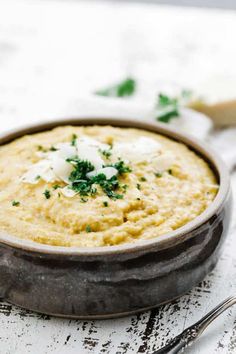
[{"left": 0, "top": 117, "right": 231, "bottom": 256}]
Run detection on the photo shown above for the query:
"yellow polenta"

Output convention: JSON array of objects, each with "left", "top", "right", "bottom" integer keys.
[{"left": 0, "top": 126, "right": 218, "bottom": 247}]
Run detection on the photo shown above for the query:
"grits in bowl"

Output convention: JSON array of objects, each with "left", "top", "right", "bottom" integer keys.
[{"left": 0, "top": 125, "right": 218, "bottom": 247}]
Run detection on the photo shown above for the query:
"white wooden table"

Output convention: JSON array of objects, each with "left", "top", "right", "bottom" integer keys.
[{"left": 0, "top": 1, "right": 236, "bottom": 353}]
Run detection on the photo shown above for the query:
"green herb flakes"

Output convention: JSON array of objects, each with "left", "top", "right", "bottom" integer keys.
[
  {"left": 95, "top": 77, "right": 136, "bottom": 98},
  {"left": 155, "top": 172, "right": 163, "bottom": 178},
  {"left": 107, "top": 160, "right": 132, "bottom": 175},
  {"left": 43, "top": 189, "right": 51, "bottom": 199},
  {"left": 37, "top": 145, "right": 47, "bottom": 152},
  {"left": 99, "top": 148, "right": 112, "bottom": 159},
  {"left": 66, "top": 158, "right": 131, "bottom": 200},
  {"left": 71, "top": 134, "right": 78, "bottom": 146},
  {"left": 103, "top": 201, "right": 109, "bottom": 207},
  {"left": 156, "top": 94, "right": 180, "bottom": 123},
  {"left": 12, "top": 200, "right": 20, "bottom": 207},
  {"left": 155, "top": 90, "right": 193, "bottom": 123},
  {"left": 85, "top": 225, "right": 92, "bottom": 233}
]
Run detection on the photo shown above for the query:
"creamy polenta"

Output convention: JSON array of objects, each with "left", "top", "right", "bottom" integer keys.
[{"left": 0, "top": 126, "right": 218, "bottom": 247}]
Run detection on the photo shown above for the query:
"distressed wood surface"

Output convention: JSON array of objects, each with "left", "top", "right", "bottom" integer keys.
[{"left": 0, "top": 1, "right": 236, "bottom": 353}]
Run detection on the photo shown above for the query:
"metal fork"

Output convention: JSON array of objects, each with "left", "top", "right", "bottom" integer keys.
[{"left": 153, "top": 296, "right": 236, "bottom": 354}]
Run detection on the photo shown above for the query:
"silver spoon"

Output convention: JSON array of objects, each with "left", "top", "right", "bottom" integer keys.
[{"left": 153, "top": 296, "right": 236, "bottom": 354}]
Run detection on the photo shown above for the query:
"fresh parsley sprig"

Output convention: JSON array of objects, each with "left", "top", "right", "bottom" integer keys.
[
  {"left": 155, "top": 94, "right": 180, "bottom": 123},
  {"left": 95, "top": 77, "right": 136, "bottom": 98},
  {"left": 94, "top": 77, "right": 194, "bottom": 124},
  {"left": 155, "top": 90, "right": 193, "bottom": 123}
]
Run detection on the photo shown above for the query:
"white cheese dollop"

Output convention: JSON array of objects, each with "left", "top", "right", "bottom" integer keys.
[
  {"left": 50, "top": 156, "right": 74, "bottom": 183},
  {"left": 60, "top": 186, "right": 78, "bottom": 198},
  {"left": 87, "top": 166, "right": 118, "bottom": 180},
  {"left": 21, "top": 160, "right": 56, "bottom": 184},
  {"left": 153, "top": 152, "right": 176, "bottom": 172},
  {"left": 113, "top": 137, "right": 162, "bottom": 163}
]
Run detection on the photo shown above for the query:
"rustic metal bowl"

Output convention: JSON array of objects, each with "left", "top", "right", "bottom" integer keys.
[{"left": 0, "top": 118, "right": 232, "bottom": 319}]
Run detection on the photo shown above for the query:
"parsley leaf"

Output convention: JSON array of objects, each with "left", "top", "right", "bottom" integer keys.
[
  {"left": 71, "top": 134, "right": 78, "bottom": 146},
  {"left": 43, "top": 189, "right": 51, "bottom": 199},
  {"left": 99, "top": 148, "right": 112, "bottom": 159},
  {"left": 156, "top": 94, "right": 180, "bottom": 123},
  {"left": 155, "top": 172, "right": 163, "bottom": 178},
  {"left": 155, "top": 90, "right": 193, "bottom": 123},
  {"left": 12, "top": 200, "right": 20, "bottom": 207},
  {"left": 107, "top": 160, "right": 132, "bottom": 175},
  {"left": 85, "top": 225, "right": 92, "bottom": 233},
  {"left": 95, "top": 77, "right": 136, "bottom": 97}
]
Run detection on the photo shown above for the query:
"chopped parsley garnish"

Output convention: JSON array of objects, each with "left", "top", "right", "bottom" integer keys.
[
  {"left": 168, "top": 169, "right": 173, "bottom": 175},
  {"left": 50, "top": 146, "right": 58, "bottom": 151},
  {"left": 136, "top": 197, "right": 141, "bottom": 201},
  {"left": 122, "top": 184, "right": 128, "bottom": 192},
  {"left": 137, "top": 183, "right": 141, "bottom": 190},
  {"left": 95, "top": 77, "right": 136, "bottom": 97},
  {"left": 99, "top": 148, "right": 112, "bottom": 159},
  {"left": 140, "top": 177, "right": 147, "bottom": 182},
  {"left": 66, "top": 158, "right": 131, "bottom": 200},
  {"left": 12, "top": 200, "right": 20, "bottom": 207},
  {"left": 53, "top": 184, "right": 61, "bottom": 190},
  {"left": 155, "top": 90, "right": 193, "bottom": 123},
  {"left": 92, "top": 174, "right": 123, "bottom": 200},
  {"left": 35, "top": 175, "right": 41, "bottom": 181},
  {"left": 71, "top": 134, "right": 78, "bottom": 146},
  {"left": 37, "top": 145, "right": 47, "bottom": 152},
  {"left": 155, "top": 172, "right": 163, "bottom": 178},
  {"left": 156, "top": 94, "right": 180, "bottom": 123},
  {"left": 107, "top": 160, "right": 132, "bottom": 175},
  {"left": 85, "top": 225, "right": 92, "bottom": 233},
  {"left": 67, "top": 158, "right": 95, "bottom": 183},
  {"left": 103, "top": 201, "right": 109, "bottom": 207},
  {"left": 43, "top": 189, "right": 51, "bottom": 199}
]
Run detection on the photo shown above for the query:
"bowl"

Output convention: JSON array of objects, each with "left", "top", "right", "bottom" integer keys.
[{"left": 0, "top": 117, "right": 232, "bottom": 319}]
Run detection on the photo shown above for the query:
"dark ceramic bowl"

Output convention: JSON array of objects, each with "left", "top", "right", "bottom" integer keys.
[{"left": 0, "top": 118, "right": 232, "bottom": 319}]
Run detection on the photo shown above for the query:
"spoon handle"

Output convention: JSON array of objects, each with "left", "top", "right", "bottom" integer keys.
[{"left": 153, "top": 296, "right": 236, "bottom": 354}]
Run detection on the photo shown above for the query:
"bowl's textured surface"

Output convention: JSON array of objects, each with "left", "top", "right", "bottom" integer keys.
[{"left": 0, "top": 118, "right": 232, "bottom": 318}]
